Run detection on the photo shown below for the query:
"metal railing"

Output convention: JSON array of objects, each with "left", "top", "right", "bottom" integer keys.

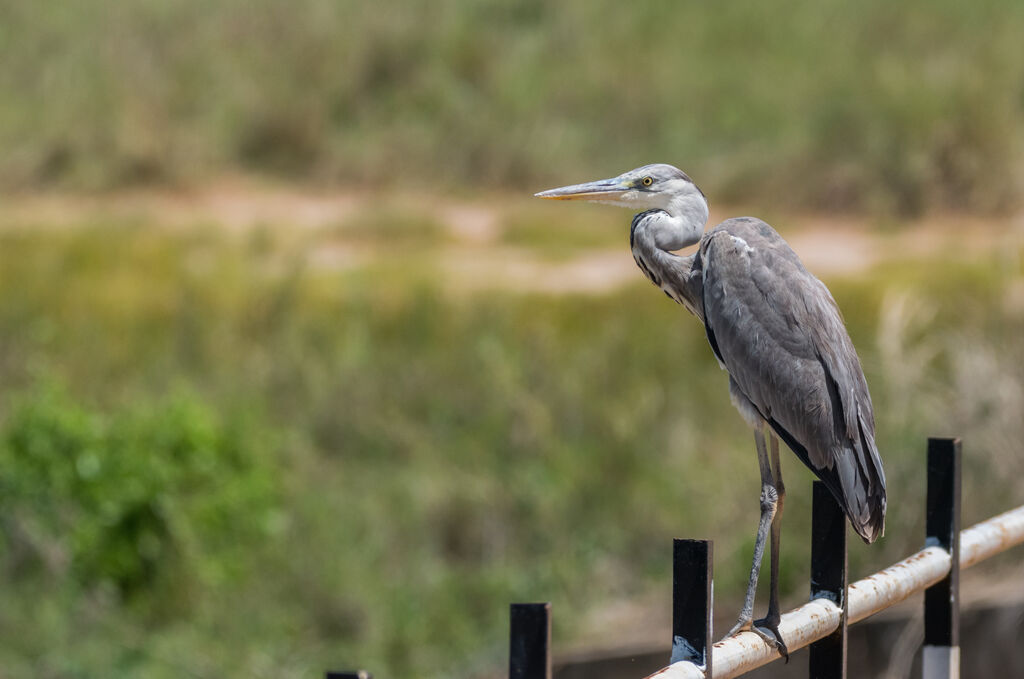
[{"left": 334, "top": 437, "right": 1024, "bottom": 679}]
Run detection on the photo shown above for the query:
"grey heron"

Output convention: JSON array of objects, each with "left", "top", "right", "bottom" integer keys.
[{"left": 535, "top": 164, "right": 886, "bottom": 657}]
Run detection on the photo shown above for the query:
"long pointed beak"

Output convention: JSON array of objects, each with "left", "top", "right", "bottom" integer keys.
[{"left": 534, "top": 177, "right": 631, "bottom": 201}]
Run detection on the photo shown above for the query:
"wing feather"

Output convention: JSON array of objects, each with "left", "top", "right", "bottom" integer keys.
[{"left": 700, "top": 218, "right": 886, "bottom": 541}]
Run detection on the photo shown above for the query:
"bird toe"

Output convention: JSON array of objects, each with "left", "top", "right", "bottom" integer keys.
[
  {"left": 752, "top": 618, "right": 789, "bottom": 662},
  {"left": 726, "top": 616, "right": 753, "bottom": 638}
]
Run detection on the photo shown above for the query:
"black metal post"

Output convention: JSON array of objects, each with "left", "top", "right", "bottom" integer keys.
[
  {"left": 509, "top": 602, "right": 551, "bottom": 679},
  {"left": 671, "top": 538, "right": 712, "bottom": 674},
  {"left": 923, "top": 437, "right": 962, "bottom": 678},
  {"left": 325, "top": 672, "right": 371, "bottom": 679},
  {"left": 809, "top": 480, "right": 848, "bottom": 679}
]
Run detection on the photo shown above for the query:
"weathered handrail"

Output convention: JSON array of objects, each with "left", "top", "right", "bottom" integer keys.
[
  {"left": 645, "top": 503, "right": 1024, "bottom": 679},
  {"left": 342, "top": 440, "right": 1022, "bottom": 678}
]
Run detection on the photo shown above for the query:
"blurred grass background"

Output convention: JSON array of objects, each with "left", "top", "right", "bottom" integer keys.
[
  {"left": 1, "top": 215, "right": 1023, "bottom": 678},
  {"left": 2, "top": 1, "right": 1024, "bottom": 678},
  {"left": 2, "top": 0, "right": 1024, "bottom": 214}
]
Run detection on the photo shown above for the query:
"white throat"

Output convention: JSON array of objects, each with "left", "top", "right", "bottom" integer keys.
[{"left": 651, "top": 190, "right": 709, "bottom": 251}]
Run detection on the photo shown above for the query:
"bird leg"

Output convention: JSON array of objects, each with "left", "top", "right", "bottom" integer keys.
[
  {"left": 727, "top": 429, "right": 777, "bottom": 640},
  {"left": 753, "top": 433, "right": 789, "bottom": 660}
]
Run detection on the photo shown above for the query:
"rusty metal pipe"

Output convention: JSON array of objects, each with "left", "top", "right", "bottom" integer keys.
[{"left": 644, "top": 504, "right": 1024, "bottom": 679}]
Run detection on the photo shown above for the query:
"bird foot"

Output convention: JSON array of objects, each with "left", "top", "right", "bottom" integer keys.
[
  {"left": 726, "top": 615, "right": 789, "bottom": 662},
  {"left": 726, "top": 614, "right": 752, "bottom": 638},
  {"left": 752, "top": 616, "right": 789, "bottom": 662}
]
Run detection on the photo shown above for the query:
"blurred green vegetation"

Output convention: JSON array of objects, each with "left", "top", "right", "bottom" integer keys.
[
  {"left": 0, "top": 384, "right": 277, "bottom": 599},
  {"left": 2, "top": 0, "right": 1024, "bottom": 214},
  {"left": 3, "top": 1, "right": 1024, "bottom": 675},
  {"left": 0, "top": 214, "right": 1022, "bottom": 678}
]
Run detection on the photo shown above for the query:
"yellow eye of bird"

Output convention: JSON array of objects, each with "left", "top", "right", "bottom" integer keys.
[{"left": 642, "top": 176, "right": 653, "bottom": 187}]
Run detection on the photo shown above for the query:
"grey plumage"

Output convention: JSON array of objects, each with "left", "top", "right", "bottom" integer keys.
[
  {"left": 550, "top": 166, "right": 886, "bottom": 541},
  {"left": 699, "top": 218, "right": 885, "bottom": 542},
  {"left": 537, "top": 163, "right": 886, "bottom": 654}
]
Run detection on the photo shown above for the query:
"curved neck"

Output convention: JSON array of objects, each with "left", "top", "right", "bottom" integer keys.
[
  {"left": 671, "top": 191, "right": 710, "bottom": 247},
  {"left": 630, "top": 193, "right": 708, "bottom": 320},
  {"left": 644, "top": 192, "right": 708, "bottom": 251}
]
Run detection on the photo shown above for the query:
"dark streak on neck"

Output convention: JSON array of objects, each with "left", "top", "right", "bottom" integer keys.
[{"left": 629, "top": 209, "right": 665, "bottom": 249}]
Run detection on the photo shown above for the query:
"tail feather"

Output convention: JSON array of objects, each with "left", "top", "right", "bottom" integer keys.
[
  {"left": 848, "top": 411, "right": 886, "bottom": 542},
  {"left": 768, "top": 415, "right": 886, "bottom": 544}
]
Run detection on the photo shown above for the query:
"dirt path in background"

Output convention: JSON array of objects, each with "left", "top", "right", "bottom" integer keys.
[{"left": 3, "top": 182, "right": 1022, "bottom": 292}]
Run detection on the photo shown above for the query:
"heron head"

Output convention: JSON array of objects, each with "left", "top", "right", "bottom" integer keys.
[{"left": 534, "top": 163, "right": 706, "bottom": 214}]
